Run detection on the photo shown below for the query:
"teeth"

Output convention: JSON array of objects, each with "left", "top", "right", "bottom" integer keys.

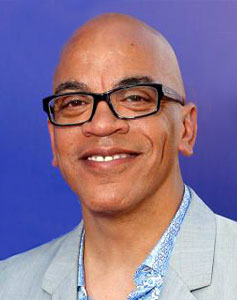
[
  {"left": 87, "top": 154, "right": 131, "bottom": 162},
  {"left": 104, "top": 156, "right": 113, "bottom": 161},
  {"left": 113, "top": 154, "right": 121, "bottom": 160}
]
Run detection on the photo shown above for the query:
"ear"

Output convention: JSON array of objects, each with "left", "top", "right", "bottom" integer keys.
[
  {"left": 178, "top": 103, "right": 197, "bottom": 156},
  {"left": 48, "top": 121, "right": 59, "bottom": 167}
]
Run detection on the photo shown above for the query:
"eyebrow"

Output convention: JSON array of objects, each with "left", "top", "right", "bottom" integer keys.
[
  {"left": 54, "top": 81, "right": 90, "bottom": 94},
  {"left": 54, "top": 76, "right": 155, "bottom": 95},
  {"left": 112, "top": 76, "right": 155, "bottom": 89}
]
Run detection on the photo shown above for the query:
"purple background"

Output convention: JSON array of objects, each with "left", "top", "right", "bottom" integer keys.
[{"left": 1, "top": 1, "right": 237, "bottom": 260}]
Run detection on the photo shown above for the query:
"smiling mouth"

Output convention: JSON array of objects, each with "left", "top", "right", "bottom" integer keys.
[{"left": 87, "top": 153, "right": 134, "bottom": 162}]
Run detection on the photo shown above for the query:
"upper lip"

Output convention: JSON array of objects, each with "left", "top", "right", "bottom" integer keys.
[{"left": 80, "top": 147, "right": 140, "bottom": 159}]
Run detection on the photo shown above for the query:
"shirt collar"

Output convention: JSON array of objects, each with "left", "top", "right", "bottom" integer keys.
[{"left": 139, "top": 184, "right": 191, "bottom": 273}]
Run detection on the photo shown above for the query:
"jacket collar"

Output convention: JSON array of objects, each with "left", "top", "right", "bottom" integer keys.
[{"left": 161, "top": 188, "right": 216, "bottom": 299}]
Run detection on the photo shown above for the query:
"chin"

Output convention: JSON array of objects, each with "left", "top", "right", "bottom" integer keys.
[{"left": 79, "top": 191, "right": 135, "bottom": 216}]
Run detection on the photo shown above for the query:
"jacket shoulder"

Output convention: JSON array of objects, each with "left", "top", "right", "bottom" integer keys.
[
  {"left": 215, "top": 214, "right": 237, "bottom": 250},
  {"left": 0, "top": 231, "right": 66, "bottom": 270},
  {"left": 0, "top": 224, "right": 82, "bottom": 299}
]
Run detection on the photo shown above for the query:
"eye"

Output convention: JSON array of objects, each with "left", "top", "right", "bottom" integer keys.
[
  {"left": 125, "top": 95, "right": 150, "bottom": 102},
  {"left": 53, "top": 94, "right": 92, "bottom": 112},
  {"left": 62, "top": 98, "right": 87, "bottom": 109}
]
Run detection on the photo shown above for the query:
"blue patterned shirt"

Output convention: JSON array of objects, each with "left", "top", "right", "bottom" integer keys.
[{"left": 78, "top": 185, "right": 191, "bottom": 300}]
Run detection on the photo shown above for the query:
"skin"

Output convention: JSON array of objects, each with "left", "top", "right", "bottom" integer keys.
[{"left": 48, "top": 13, "right": 197, "bottom": 299}]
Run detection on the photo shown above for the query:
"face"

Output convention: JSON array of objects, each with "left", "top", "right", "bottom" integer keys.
[{"left": 48, "top": 25, "right": 196, "bottom": 216}]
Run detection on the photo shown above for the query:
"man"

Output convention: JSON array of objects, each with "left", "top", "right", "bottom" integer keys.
[{"left": 0, "top": 13, "right": 236, "bottom": 300}]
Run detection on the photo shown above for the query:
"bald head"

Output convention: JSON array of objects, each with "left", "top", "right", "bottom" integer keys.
[{"left": 54, "top": 13, "right": 185, "bottom": 99}]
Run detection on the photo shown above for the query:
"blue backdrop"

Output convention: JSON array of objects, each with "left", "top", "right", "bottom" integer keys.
[{"left": 1, "top": 0, "right": 237, "bottom": 260}]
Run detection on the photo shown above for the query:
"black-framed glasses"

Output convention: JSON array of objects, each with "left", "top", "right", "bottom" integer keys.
[{"left": 42, "top": 83, "right": 184, "bottom": 126}]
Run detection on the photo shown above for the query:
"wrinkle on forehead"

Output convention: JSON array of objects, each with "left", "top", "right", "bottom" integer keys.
[{"left": 54, "top": 13, "right": 185, "bottom": 100}]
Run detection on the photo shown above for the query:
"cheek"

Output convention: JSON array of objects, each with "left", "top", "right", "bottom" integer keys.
[
  {"left": 54, "top": 128, "right": 78, "bottom": 154},
  {"left": 135, "top": 116, "right": 169, "bottom": 159},
  {"left": 139, "top": 114, "right": 179, "bottom": 180},
  {"left": 53, "top": 129, "right": 81, "bottom": 175}
]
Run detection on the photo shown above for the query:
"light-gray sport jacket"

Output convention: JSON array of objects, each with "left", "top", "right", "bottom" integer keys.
[{"left": 0, "top": 188, "right": 237, "bottom": 299}]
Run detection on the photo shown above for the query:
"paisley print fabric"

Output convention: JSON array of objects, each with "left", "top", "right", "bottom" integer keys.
[{"left": 78, "top": 185, "right": 191, "bottom": 300}]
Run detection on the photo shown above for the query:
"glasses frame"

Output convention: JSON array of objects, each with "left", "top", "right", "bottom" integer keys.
[{"left": 42, "top": 83, "right": 184, "bottom": 126}]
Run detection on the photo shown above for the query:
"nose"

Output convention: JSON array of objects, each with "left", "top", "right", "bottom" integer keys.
[{"left": 81, "top": 101, "right": 129, "bottom": 137}]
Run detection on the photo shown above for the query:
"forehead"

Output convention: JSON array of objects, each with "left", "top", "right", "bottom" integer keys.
[{"left": 53, "top": 24, "right": 180, "bottom": 94}]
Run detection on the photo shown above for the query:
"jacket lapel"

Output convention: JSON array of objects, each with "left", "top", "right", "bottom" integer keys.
[
  {"left": 160, "top": 266, "right": 198, "bottom": 300},
  {"left": 51, "top": 271, "right": 78, "bottom": 300},
  {"left": 41, "top": 222, "right": 83, "bottom": 300},
  {"left": 161, "top": 188, "right": 216, "bottom": 299}
]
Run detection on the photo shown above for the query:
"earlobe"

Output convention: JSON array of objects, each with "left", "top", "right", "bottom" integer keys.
[
  {"left": 48, "top": 121, "right": 59, "bottom": 167},
  {"left": 178, "top": 103, "right": 197, "bottom": 157}
]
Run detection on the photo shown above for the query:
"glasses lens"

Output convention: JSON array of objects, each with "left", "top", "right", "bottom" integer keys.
[
  {"left": 110, "top": 86, "right": 158, "bottom": 117},
  {"left": 49, "top": 94, "right": 94, "bottom": 125}
]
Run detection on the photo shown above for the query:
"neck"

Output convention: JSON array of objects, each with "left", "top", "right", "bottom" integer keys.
[{"left": 82, "top": 171, "right": 184, "bottom": 270}]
